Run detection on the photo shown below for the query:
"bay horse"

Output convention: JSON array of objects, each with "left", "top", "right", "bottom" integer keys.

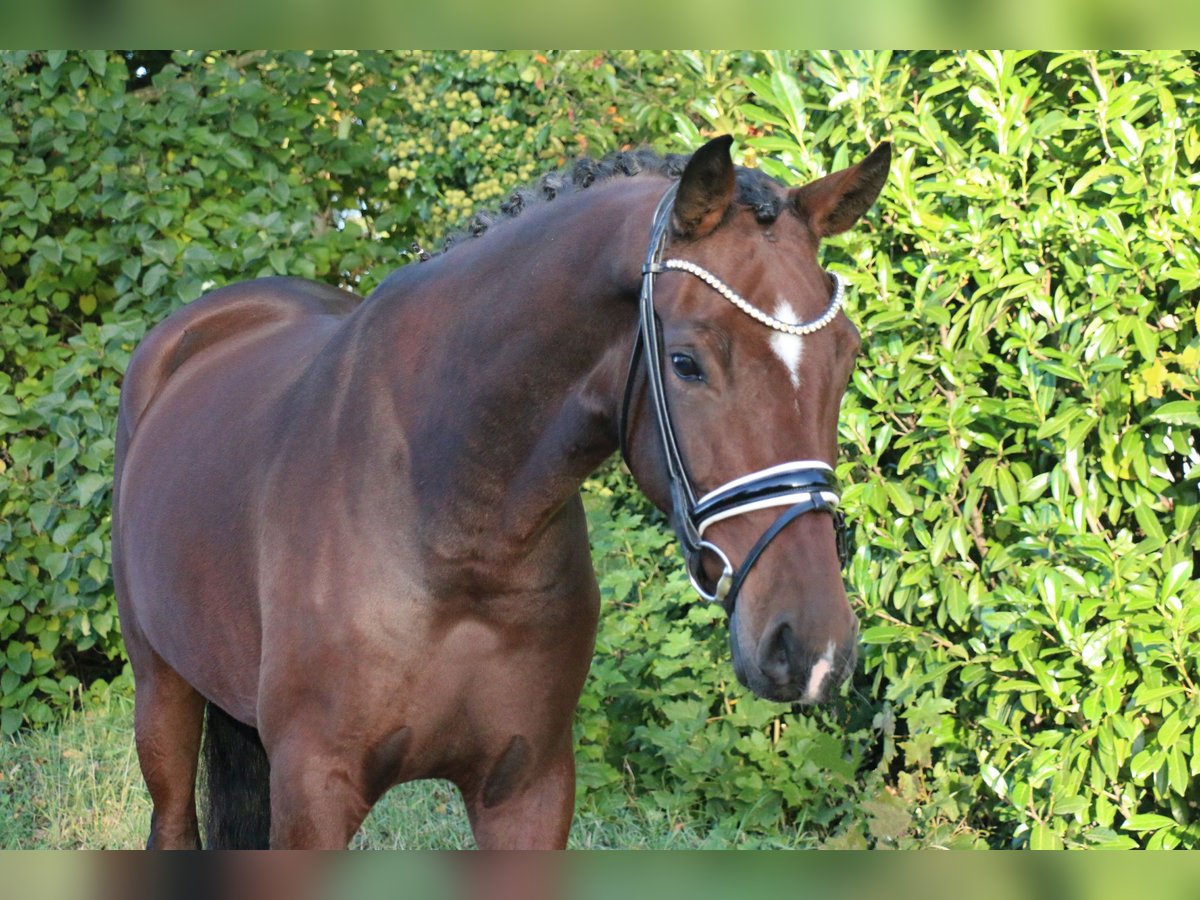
[{"left": 112, "top": 135, "right": 891, "bottom": 849}]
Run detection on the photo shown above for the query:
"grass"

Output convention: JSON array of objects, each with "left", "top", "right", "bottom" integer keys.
[{"left": 0, "top": 688, "right": 811, "bottom": 849}]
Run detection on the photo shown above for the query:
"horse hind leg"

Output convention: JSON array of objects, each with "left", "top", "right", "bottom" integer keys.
[{"left": 129, "top": 643, "right": 206, "bottom": 849}]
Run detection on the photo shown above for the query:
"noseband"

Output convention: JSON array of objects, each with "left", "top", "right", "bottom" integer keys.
[{"left": 619, "top": 184, "right": 851, "bottom": 610}]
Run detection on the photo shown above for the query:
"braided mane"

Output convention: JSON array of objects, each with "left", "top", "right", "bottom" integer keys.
[{"left": 434, "top": 147, "right": 789, "bottom": 256}]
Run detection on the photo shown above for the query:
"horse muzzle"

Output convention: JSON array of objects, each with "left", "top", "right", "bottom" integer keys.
[{"left": 730, "top": 609, "right": 859, "bottom": 704}]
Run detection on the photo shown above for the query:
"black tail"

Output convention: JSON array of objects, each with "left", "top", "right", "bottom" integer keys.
[{"left": 200, "top": 702, "right": 272, "bottom": 849}]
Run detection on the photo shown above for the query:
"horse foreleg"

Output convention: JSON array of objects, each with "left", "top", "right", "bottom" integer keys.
[
  {"left": 129, "top": 643, "right": 206, "bottom": 850},
  {"left": 266, "top": 737, "right": 373, "bottom": 849},
  {"left": 463, "top": 739, "right": 576, "bottom": 850}
]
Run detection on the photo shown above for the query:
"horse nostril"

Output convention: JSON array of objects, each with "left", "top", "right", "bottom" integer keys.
[{"left": 758, "top": 621, "right": 799, "bottom": 684}]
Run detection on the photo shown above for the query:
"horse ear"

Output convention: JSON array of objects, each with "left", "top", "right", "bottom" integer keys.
[
  {"left": 672, "top": 135, "right": 736, "bottom": 239},
  {"left": 790, "top": 142, "right": 891, "bottom": 238}
]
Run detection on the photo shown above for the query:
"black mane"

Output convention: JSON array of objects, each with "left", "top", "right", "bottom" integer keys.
[{"left": 434, "top": 147, "right": 789, "bottom": 256}]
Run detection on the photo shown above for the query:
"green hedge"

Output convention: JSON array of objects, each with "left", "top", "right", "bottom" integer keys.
[{"left": 2, "top": 50, "right": 1198, "bottom": 848}]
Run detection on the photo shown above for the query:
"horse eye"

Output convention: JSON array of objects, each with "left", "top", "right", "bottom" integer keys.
[{"left": 670, "top": 352, "right": 704, "bottom": 382}]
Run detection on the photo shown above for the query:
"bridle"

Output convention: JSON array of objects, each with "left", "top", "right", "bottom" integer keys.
[{"left": 618, "top": 184, "right": 852, "bottom": 611}]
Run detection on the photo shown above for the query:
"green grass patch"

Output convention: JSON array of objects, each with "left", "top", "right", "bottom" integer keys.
[{"left": 0, "top": 687, "right": 816, "bottom": 849}]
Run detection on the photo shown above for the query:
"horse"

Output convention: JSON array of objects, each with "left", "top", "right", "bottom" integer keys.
[{"left": 112, "top": 134, "right": 891, "bottom": 849}]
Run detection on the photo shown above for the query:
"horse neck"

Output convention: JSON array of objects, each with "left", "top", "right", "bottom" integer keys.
[{"left": 365, "top": 178, "right": 663, "bottom": 560}]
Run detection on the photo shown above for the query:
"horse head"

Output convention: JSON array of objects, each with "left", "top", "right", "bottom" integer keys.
[{"left": 623, "top": 135, "right": 891, "bottom": 704}]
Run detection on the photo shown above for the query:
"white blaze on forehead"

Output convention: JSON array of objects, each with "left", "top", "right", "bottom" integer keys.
[{"left": 768, "top": 299, "right": 804, "bottom": 389}]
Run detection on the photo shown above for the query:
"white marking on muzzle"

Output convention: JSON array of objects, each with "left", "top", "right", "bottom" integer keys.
[
  {"left": 804, "top": 640, "right": 836, "bottom": 702},
  {"left": 768, "top": 300, "right": 804, "bottom": 389}
]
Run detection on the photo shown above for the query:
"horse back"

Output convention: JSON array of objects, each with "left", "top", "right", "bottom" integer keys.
[{"left": 117, "top": 277, "right": 359, "bottom": 457}]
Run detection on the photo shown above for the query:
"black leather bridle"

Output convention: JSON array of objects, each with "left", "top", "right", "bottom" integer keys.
[{"left": 618, "top": 184, "right": 851, "bottom": 611}]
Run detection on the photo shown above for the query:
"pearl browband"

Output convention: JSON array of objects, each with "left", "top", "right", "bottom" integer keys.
[{"left": 645, "top": 260, "right": 845, "bottom": 337}]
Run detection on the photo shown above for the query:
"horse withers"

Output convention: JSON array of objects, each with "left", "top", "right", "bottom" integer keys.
[{"left": 112, "top": 135, "right": 890, "bottom": 848}]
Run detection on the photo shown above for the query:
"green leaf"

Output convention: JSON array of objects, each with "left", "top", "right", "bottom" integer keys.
[
  {"left": 1168, "top": 745, "right": 1189, "bottom": 797},
  {"left": 1158, "top": 711, "right": 1187, "bottom": 748},
  {"left": 1161, "top": 560, "right": 1193, "bottom": 600},
  {"left": 6, "top": 647, "right": 31, "bottom": 677},
  {"left": 1133, "top": 502, "right": 1167, "bottom": 543},
  {"left": 43, "top": 552, "right": 71, "bottom": 579},
  {"left": 1070, "top": 164, "right": 1137, "bottom": 196},
  {"left": 142, "top": 264, "right": 169, "bottom": 296},
  {"left": 224, "top": 147, "right": 253, "bottom": 169},
  {"left": 883, "top": 482, "right": 916, "bottom": 517},
  {"left": 1137, "top": 685, "right": 1184, "bottom": 706},
  {"left": 1123, "top": 813, "right": 1177, "bottom": 832},
  {"left": 860, "top": 625, "right": 908, "bottom": 645},
  {"left": 76, "top": 472, "right": 108, "bottom": 506},
  {"left": 268, "top": 248, "right": 290, "bottom": 275},
  {"left": 1144, "top": 401, "right": 1200, "bottom": 427},
  {"left": 52, "top": 182, "right": 79, "bottom": 210},
  {"left": 1053, "top": 796, "right": 1087, "bottom": 817},
  {"left": 1113, "top": 119, "right": 1142, "bottom": 155},
  {"left": 1130, "top": 320, "right": 1158, "bottom": 361},
  {"left": 0, "top": 709, "right": 22, "bottom": 735},
  {"left": 231, "top": 114, "right": 259, "bottom": 139},
  {"left": 1130, "top": 748, "right": 1164, "bottom": 780},
  {"left": 1029, "top": 823, "right": 1063, "bottom": 850},
  {"left": 82, "top": 50, "right": 107, "bottom": 77}
]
